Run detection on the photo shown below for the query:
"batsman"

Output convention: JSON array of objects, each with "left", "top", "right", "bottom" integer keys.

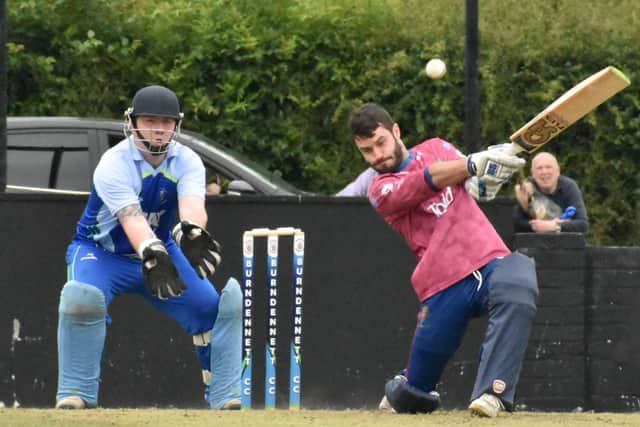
[
  {"left": 55, "top": 86, "right": 241, "bottom": 410},
  {"left": 348, "top": 104, "right": 538, "bottom": 418}
]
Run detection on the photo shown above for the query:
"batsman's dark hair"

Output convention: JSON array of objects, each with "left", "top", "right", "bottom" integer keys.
[{"left": 348, "top": 103, "right": 395, "bottom": 138}]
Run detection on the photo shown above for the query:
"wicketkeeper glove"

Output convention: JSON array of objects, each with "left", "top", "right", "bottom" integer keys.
[
  {"left": 172, "top": 220, "right": 222, "bottom": 279},
  {"left": 465, "top": 175, "right": 506, "bottom": 202},
  {"left": 466, "top": 146, "right": 525, "bottom": 180},
  {"left": 139, "top": 239, "right": 186, "bottom": 300}
]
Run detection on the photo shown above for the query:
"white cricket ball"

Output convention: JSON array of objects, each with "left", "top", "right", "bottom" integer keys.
[{"left": 425, "top": 59, "right": 447, "bottom": 79}]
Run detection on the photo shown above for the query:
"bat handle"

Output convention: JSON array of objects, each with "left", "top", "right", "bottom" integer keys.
[{"left": 504, "top": 142, "right": 525, "bottom": 156}]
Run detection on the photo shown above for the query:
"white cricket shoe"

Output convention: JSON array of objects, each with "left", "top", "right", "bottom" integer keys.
[
  {"left": 468, "top": 393, "right": 505, "bottom": 418},
  {"left": 55, "top": 395, "right": 86, "bottom": 410},
  {"left": 378, "top": 395, "right": 396, "bottom": 413}
]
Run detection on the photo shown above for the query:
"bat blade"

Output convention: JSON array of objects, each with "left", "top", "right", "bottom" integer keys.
[{"left": 506, "top": 66, "right": 630, "bottom": 155}]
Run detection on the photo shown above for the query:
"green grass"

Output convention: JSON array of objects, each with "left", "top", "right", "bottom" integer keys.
[{"left": 1, "top": 409, "right": 640, "bottom": 427}]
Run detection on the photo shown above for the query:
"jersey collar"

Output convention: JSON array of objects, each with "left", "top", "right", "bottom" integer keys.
[{"left": 394, "top": 149, "right": 414, "bottom": 172}]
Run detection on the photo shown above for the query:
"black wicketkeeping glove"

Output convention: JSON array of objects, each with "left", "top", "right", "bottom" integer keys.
[
  {"left": 140, "top": 239, "right": 186, "bottom": 300},
  {"left": 172, "top": 220, "right": 222, "bottom": 279}
]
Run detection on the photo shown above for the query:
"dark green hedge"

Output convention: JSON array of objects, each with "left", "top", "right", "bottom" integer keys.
[{"left": 7, "top": 0, "right": 640, "bottom": 245}]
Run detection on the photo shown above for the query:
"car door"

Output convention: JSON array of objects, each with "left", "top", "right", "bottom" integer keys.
[{"left": 6, "top": 126, "right": 98, "bottom": 192}]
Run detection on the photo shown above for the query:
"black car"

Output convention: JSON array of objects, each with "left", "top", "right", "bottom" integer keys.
[{"left": 5, "top": 117, "right": 304, "bottom": 196}]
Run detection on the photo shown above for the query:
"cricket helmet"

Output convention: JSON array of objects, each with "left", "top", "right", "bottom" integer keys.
[
  {"left": 124, "top": 85, "right": 183, "bottom": 155},
  {"left": 129, "top": 85, "right": 183, "bottom": 120}
]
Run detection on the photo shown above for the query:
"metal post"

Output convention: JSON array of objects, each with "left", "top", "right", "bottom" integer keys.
[
  {"left": 0, "top": 0, "right": 8, "bottom": 192},
  {"left": 464, "top": 0, "right": 481, "bottom": 154}
]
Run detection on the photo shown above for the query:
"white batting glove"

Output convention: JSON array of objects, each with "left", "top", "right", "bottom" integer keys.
[
  {"left": 466, "top": 147, "right": 525, "bottom": 180},
  {"left": 465, "top": 175, "right": 506, "bottom": 202}
]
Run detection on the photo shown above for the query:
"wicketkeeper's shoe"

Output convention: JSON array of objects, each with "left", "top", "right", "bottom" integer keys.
[
  {"left": 55, "top": 395, "right": 86, "bottom": 410},
  {"left": 468, "top": 393, "right": 505, "bottom": 418},
  {"left": 378, "top": 395, "right": 396, "bottom": 413},
  {"left": 220, "top": 398, "right": 241, "bottom": 410},
  {"left": 205, "top": 384, "right": 241, "bottom": 410}
]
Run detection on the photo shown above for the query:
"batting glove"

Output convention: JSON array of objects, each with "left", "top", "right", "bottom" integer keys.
[
  {"left": 466, "top": 147, "right": 525, "bottom": 180},
  {"left": 172, "top": 220, "right": 222, "bottom": 279},
  {"left": 465, "top": 175, "right": 506, "bottom": 202},
  {"left": 140, "top": 239, "right": 186, "bottom": 300}
]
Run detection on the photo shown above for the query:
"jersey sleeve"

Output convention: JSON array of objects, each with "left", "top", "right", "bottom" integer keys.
[
  {"left": 560, "top": 177, "right": 589, "bottom": 232},
  {"left": 369, "top": 139, "right": 466, "bottom": 219},
  {"left": 369, "top": 169, "right": 438, "bottom": 220},
  {"left": 336, "top": 168, "right": 377, "bottom": 197},
  {"left": 93, "top": 151, "right": 140, "bottom": 216},
  {"left": 175, "top": 146, "right": 206, "bottom": 199}
]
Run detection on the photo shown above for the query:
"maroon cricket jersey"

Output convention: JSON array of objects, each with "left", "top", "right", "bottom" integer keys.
[{"left": 369, "top": 138, "right": 510, "bottom": 302}]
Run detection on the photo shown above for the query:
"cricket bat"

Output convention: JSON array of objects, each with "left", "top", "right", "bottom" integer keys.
[{"left": 505, "top": 66, "right": 630, "bottom": 155}]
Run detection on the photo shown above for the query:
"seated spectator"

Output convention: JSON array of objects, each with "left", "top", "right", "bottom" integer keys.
[
  {"left": 206, "top": 181, "right": 222, "bottom": 196},
  {"left": 205, "top": 173, "right": 224, "bottom": 196},
  {"left": 513, "top": 152, "right": 589, "bottom": 233}
]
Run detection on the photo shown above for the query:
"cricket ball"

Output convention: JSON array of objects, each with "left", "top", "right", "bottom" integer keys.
[{"left": 425, "top": 59, "right": 447, "bottom": 79}]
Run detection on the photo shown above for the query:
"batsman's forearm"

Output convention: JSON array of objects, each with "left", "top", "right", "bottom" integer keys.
[{"left": 427, "top": 158, "right": 469, "bottom": 189}]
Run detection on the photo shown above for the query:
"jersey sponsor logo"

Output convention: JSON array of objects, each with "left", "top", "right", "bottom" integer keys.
[
  {"left": 492, "top": 379, "right": 506, "bottom": 394},
  {"left": 80, "top": 252, "right": 98, "bottom": 261},
  {"left": 381, "top": 183, "right": 394, "bottom": 196},
  {"left": 145, "top": 210, "right": 167, "bottom": 229},
  {"left": 426, "top": 186, "right": 453, "bottom": 217},
  {"left": 159, "top": 188, "right": 168, "bottom": 205}
]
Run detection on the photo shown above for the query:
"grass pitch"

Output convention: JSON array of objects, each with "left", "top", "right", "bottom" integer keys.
[{"left": 1, "top": 409, "right": 640, "bottom": 427}]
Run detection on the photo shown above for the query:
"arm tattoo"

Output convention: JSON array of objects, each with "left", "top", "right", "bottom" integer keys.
[
  {"left": 117, "top": 203, "right": 156, "bottom": 240},
  {"left": 116, "top": 203, "right": 144, "bottom": 220}
]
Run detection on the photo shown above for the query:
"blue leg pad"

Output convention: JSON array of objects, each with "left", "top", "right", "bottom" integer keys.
[
  {"left": 57, "top": 281, "right": 106, "bottom": 408},
  {"left": 208, "top": 277, "right": 242, "bottom": 409}
]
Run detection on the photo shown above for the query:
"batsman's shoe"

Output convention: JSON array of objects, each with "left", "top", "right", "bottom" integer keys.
[
  {"left": 55, "top": 396, "right": 86, "bottom": 410},
  {"left": 378, "top": 395, "right": 396, "bottom": 413},
  {"left": 468, "top": 393, "right": 505, "bottom": 418}
]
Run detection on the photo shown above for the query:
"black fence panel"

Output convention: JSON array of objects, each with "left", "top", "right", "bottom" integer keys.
[{"left": 0, "top": 194, "right": 638, "bottom": 411}]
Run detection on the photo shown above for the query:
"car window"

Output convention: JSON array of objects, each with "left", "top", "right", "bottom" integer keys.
[
  {"left": 7, "top": 118, "right": 306, "bottom": 195},
  {"left": 180, "top": 131, "right": 300, "bottom": 194},
  {"left": 106, "top": 131, "right": 235, "bottom": 196},
  {"left": 7, "top": 131, "right": 91, "bottom": 191},
  {"left": 205, "top": 166, "right": 237, "bottom": 196},
  {"left": 108, "top": 132, "right": 125, "bottom": 148}
]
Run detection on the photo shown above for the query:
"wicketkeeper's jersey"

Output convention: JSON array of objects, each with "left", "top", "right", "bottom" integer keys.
[
  {"left": 74, "top": 137, "right": 205, "bottom": 256},
  {"left": 369, "top": 138, "right": 510, "bottom": 302}
]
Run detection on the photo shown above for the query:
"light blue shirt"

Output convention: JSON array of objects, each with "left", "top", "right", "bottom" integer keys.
[
  {"left": 74, "top": 137, "right": 205, "bottom": 255},
  {"left": 336, "top": 167, "right": 378, "bottom": 197}
]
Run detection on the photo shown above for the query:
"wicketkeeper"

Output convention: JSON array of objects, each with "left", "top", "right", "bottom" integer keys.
[{"left": 55, "top": 86, "right": 241, "bottom": 410}]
